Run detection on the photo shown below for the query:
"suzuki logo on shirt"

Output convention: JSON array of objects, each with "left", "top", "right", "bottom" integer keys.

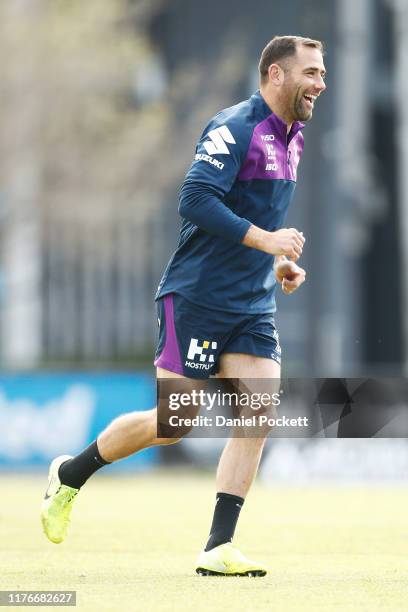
[{"left": 203, "top": 126, "right": 236, "bottom": 156}]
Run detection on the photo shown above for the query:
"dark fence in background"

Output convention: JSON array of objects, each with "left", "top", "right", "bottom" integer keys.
[{"left": 42, "top": 213, "right": 164, "bottom": 362}]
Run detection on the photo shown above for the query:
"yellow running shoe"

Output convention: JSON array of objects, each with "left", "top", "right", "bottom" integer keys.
[
  {"left": 41, "top": 455, "right": 78, "bottom": 544},
  {"left": 195, "top": 542, "right": 267, "bottom": 576}
]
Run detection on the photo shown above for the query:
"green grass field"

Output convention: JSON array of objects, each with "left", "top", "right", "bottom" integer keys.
[{"left": 0, "top": 470, "right": 407, "bottom": 611}]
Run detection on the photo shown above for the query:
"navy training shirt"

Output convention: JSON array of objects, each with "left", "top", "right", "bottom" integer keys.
[{"left": 156, "top": 90, "right": 304, "bottom": 314}]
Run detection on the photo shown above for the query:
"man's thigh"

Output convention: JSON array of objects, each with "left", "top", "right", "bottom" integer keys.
[
  {"left": 217, "top": 352, "right": 281, "bottom": 380},
  {"left": 156, "top": 366, "right": 208, "bottom": 438},
  {"left": 156, "top": 366, "right": 185, "bottom": 379},
  {"left": 217, "top": 353, "right": 281, "bottom": 436}
]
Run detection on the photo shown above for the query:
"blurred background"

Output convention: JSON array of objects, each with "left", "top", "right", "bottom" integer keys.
[{"left": 0, "top": 0, "right": 408, "bottom": 477}]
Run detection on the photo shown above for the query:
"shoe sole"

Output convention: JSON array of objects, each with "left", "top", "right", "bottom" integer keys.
[
  {"left": 41, "top": 519, "right": 63, "bottom": 544},
  {"left": 196, "top": 567, "right": 266, "bottom": 577}
]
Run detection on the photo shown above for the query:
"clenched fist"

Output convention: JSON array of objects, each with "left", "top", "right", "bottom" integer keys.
[
  {"left": 274, "top": 259, "right": 306, "bottom": 295},
  {"left": 266, "top": 228, "right": 305, "bottom": 261},
  {"left": 242, "top": 225, "right": 305, "bottom": 261}
]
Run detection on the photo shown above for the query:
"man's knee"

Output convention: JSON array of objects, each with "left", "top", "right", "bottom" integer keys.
[
  {"left": 148, "top": 406, "right": 191, "bottom": 445},
  {"left": 157, "top": 378, "right": 204, "bottom": 440},
  {"left": 155, "top": 418, "right": 194, "bottom": 443}
]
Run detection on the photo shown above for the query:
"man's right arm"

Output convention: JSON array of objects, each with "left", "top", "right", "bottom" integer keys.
[
  {"left": 179, "top": 181, "right": 251, "bottom": 244},
  {"left": 242, "top": 225, "right": 305, "bottom": 261},
  {"left": 179, "top": 184, "right": 304, "bottom": 260},
  {"left": 179, "top": 116, "right": 304, "bottom": 260}
]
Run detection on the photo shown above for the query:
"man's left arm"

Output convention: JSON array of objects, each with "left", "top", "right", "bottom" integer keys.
[{"left": 274, "top": 255, "right": 306, "bottom": 295}]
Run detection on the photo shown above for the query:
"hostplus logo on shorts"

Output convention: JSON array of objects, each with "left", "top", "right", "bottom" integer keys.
[{"left": 185, "top": 338, "right": 217, "bottom": 370}]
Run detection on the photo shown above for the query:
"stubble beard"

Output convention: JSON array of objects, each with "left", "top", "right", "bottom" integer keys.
[
  {"left": 293, "top": 86, "right": 313, "bottom": 122},
  {"left": 281, "top": 80, "right": 313, "bottom": 123}
]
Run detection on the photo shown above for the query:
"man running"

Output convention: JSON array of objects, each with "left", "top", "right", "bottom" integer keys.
[{"left": 41, "top": 35, "right": 326, "bottom": 576}]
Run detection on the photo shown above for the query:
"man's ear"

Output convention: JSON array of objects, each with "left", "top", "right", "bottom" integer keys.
[{"left": 268, "top": 63, "right": 284, "bottom": 86}]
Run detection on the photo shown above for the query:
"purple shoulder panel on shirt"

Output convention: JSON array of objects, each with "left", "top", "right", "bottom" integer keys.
[{"left": 238, "top": 113, "right": 304, "bottom": 182}]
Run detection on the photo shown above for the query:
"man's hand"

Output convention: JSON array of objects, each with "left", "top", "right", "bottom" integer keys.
[
  {"left": 274, "top": 258, "right": 306, "bottom": 295},
  {"left": 266, "top": 228, "right": 305, "bottom": 261},
  {"left": 242, "top": 226, "right": 305, "bottom": 261}
]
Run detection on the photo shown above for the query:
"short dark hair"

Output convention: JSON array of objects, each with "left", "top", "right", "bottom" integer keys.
[{"left": 259, "top": 35, "right": 324, "bottom": 83}]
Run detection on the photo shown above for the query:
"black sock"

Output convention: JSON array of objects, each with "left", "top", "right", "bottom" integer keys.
[
  {"left": 58, "top": 440, "right": 110, "bottom": 489},
  {"left": 204, "top": 492, "right": 244, "bottom": 552}
]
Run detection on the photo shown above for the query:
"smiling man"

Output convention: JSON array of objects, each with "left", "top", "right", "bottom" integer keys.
[{"left": 41, "top": 36, "right": 326, "bottom": 577}]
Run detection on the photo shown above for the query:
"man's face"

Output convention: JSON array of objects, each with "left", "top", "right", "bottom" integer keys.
[{"left": 280, "top": 45, "right": 326, "bottom": 122}]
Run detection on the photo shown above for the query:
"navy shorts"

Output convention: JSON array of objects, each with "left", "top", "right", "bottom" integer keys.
[{"left": 154, "top": 293, "right": 281, "bottom": 379}]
